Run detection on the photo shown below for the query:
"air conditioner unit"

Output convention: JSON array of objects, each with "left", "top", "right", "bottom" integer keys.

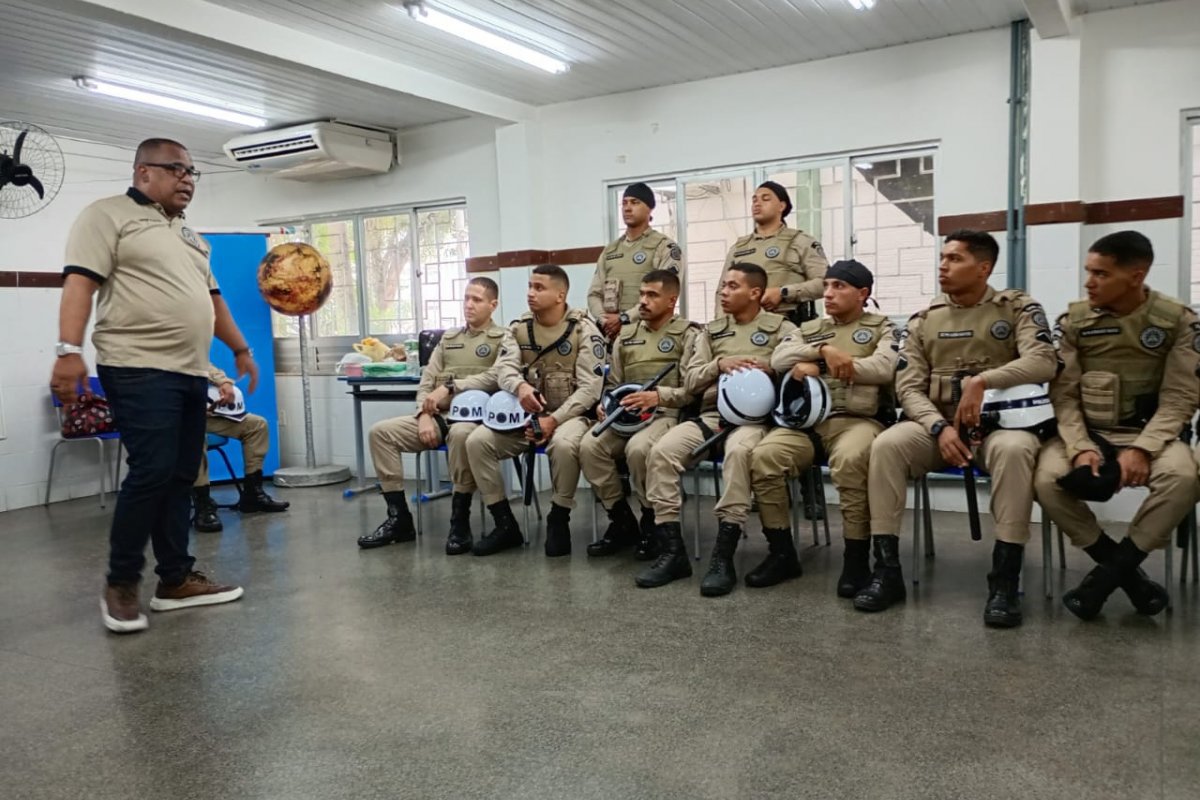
[{"left": 223, "top": 121, "right": 396, "bottom": 181}]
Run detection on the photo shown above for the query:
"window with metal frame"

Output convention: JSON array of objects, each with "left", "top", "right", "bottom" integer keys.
[
  {"left": 267, "top": 203, "right": 469, "bottom": 373},
  {"left": 607, "top": 147, "right": 938, "bottom": 322}
]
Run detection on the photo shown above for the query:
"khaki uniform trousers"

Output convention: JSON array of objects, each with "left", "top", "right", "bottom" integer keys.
[
  {"left": 645, "top": 412, "right": 767, "bottom": 525},
  {"left": 751, "top": 416, "right": 883, "bottom": 538},
  {"left": 868, "top": 420, "right": 1039, "bottom": 544},
  {"left": 465, "top": 416, "right": 593, "bottom": 508},
  {"left": 368, "top": 415, "right": 476, "bottom": 494},
  {"left": 579, "top": 416, "right": 675, "bottom": 510},
  {"left": 1034, "top": 436, "right": 1197, "bottom": 552},
  {"left": 196, "top": 414, "right": 270, "bottom": 487}
]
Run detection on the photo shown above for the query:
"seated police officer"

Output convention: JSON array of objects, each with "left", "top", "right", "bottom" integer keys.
[
  {"left": 192, "top": 363, "right": 287, "bottom": 533},
  {"left": 465, "top": 265, "right": 604, "bottom": 557},
  {"left": 859, "top": 230, "right": 1057, "bottom": 628},
  {"left": 357, "top": 278, "right": 514, "bottom": 554},
  {"left": 750, "top": 260, "right": 897, "bottom": 594},
  {"left": 580, "top": 270, "right": 699, "bottom": 558},
  {"left": 639, "top": 263, "right": 796, "bottom": 595},
  {"left": 1034, "top": 231, "right": 1200, "bottom": 620}
]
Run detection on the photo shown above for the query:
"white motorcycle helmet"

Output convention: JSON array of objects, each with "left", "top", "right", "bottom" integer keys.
[
  {"left": 980, "top": 383, "right": 1056, "bottom": 432},
  {"left": 483, "top": 391, "right": 530, "bottom": 432},
  {"left": 447, "top": 389, "right": 490, "bottom": 423},
  {"left": 717, "top": 368, "right": 776, "bottom": 426},
  {"left": 601, "top": 383, "right": 655, "bottom": 437},
  {"left": 206, "top": 384, "right": 247, "bottom": 421},
  {"left": 773, "top": 374, "right": 831, "bottom": 430}
]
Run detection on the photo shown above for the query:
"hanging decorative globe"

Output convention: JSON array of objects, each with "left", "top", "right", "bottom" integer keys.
[{"left": 256, "top": 241, "right": 332, "bottom": 316}]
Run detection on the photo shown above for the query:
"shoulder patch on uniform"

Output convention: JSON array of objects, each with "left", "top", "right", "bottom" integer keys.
[
  {"left": 1140, "top": 326, "right": 1167, "bottom": 350},
  {"left": 764, "top": 246, "right": 781, "bottom": 259},
  {"left": 557, "top": 340, "right": 574, "bottom": 356},
  {"left": 852, "top": 328, "right": 874, "bottom": 345},
  {"left": 668, "top": 244, "right": 682, "bottom": 261},
  {"left": 811, "top": 241, "right": 825, "bottom": 257},
  {"left": 633, "top": 251, "right": 648, "bottom": 265},
  {"left": 658, "top": 338, "right": 676, "bottom": 353},
  {"left": 990, "top": 319, "right": 1012, "bottom": 340},
  {"left": 593, "top": 341, "right": 606, "bottom": 359},
  {"left": 750, "top": 331, "right": 770, "bottom": 346},
  {"left": 593, "top": 363, "right": 605, "bottom": 376}
]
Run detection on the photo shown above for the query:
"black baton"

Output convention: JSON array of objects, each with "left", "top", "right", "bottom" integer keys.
[
  {"left": 689, "top": 426, "right": 731, "bottom": 461},
  {"left": 591, "top": 363, "right": 677, "bottom": 438}
]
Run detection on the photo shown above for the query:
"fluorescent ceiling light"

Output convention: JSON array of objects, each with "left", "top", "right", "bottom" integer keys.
[
  {"left": 408, "top": 6, "right": 568, "bottom": 74},
  {"left": 73, "top": 77, "right": 268, "bottom": 128},
  {"left": 846, "top": 0, "right": 877, "bottom": 9}
]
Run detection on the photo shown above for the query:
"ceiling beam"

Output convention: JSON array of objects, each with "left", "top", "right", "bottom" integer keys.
[
  {"left": 1022, "top": 0, "right": 1078, "bottom": 39},
  {"left": 75, "top": 0, "right": 536, "bottom": 123}
]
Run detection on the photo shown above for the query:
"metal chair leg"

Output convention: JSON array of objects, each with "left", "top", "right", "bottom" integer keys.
[
  {"left": 789, "top": 479, "right": 800, "bottom": 547},
  {"left": 818, "top": 467, "right": 831, "bottom": 546},
  {"left": 1165, "top": 542, "right": 1173, "bottom": 609},
  {"left": 921, "top": 477, "right": 934, "bottom": 558},
  {"left": 44, "top": 440, "right": 66, "bottom": 506},
  {"left": 415, "top": 451, "right": 423, "bottom": 537},
  {"left": 96, "top": 438, "right": 107, "bottom": 509},
  {"left": 1041, "top": 514, "right": 1053, "bottom": 599},
  {"left": 1190, "top": 509, "right": 1199, "bottom": 585},
  {"left": 911, "top": 479, "right": 921, "bottom": 585},
  {"left": 1057, "top": 526, "right": 1067, "bottom": 570},
  {"left": 805, "top": 471, "right": 819, "bottom": 546},
  {"left": 692, "top": 470, "right": 701, "bottom": 560}
]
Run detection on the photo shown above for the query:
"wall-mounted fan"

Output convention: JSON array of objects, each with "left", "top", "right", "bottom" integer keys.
[{"left": 0, "top": 122, "right": 65, "bottom": 218}]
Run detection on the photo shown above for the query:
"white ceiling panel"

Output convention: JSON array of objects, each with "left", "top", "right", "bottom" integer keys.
[{"left": 0, "top": 0, "right": 469, "bottom": 162}]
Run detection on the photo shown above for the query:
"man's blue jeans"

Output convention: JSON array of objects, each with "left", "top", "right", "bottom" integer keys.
[{"left": 98, "top": 366, "right": 207, "bottom": 586}]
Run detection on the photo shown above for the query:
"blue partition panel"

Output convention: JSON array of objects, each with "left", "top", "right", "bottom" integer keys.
[{"left": 205, "top": 233, "right": 279, "bottom": 481}]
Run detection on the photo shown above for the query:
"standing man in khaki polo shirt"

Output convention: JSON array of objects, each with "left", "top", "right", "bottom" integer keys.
[
  {"left": 588, "top": 183, "right": 682, "bottom": 340},
  {"left": 51, "top": 138, "right": 255, "bottom": 634}
]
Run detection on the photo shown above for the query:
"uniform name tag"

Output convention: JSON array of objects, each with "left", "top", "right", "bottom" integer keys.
[
  {"left": 1080, "top": 326, "right": 1121, "bottom": 337},
  {"left": 937, "top": 331, "right": 974, "bottom": 339},
  {"left": 711, "top": 331, "right": 736, "bottom": 340},
  {"left": 804, "top": 332, "right": 836, "bottom": 343},
  {"left": 605, "top": 252, "right": 623, "bottom": 260},
  {"left": 621, "top": 339, "right": 646, "bottom": 346},
  {"left": 519, "top": 344, "right": 539, "bottom": 351},
  {"left": 733, "top": 248, "right": 756, "bottom": 258},
  {"left": 445, "top": 343, "right": 465, "bottom": 350}
]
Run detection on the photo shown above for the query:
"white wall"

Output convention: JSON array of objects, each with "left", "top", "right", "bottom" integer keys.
[{"left": 0, "top": 140, "right": 138, "bottom": 511}]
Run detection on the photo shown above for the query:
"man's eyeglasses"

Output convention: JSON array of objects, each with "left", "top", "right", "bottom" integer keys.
[{"left": 139, "top": 162, "right": 202, "bottom": 182}]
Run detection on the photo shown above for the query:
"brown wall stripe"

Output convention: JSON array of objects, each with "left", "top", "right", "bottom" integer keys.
[
  {"left": 0, "top": 271, "right": 64, "bottom": 288},
  {"left": 936, "top": 195, "right": 1184, "bottom": 236},
  {"left": 466, "top": 246, "right": 604, "bottom": 273}
]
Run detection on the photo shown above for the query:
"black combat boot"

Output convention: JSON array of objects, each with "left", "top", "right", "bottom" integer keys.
[
  {"left": 700, "top": 522, "right": 742, "bottom": 597},
  {"left": 853, "top": 535, "right": 907, "bottom": 612},
  {"left": 745, "top": 528, "right": 802, "bottom": 588},
  {"left": 445, "top": 492, "right": 474, "bottom": 555},
  {"left": 587, "top": 499, "right": 639, "bottom": 557},
  {"left": 237, "top": 471, "right": 290, "bottom": 513},
  {"left": 191, "top": 486, "right": 223, "bottom": 533},
  {"left": 983, "top": 541, "right": 1024, "bottom": 628},
  {"left": 801, "top": 478, "right": 826, "bottom": 521},
  {"left": 1063, "top": 537, "right": 1155, "bottom": 620},
  {"left": 544, "top": 504, "right": 573, "bottom": 557},
  {"left": 837, "top": 538, "right": 872, "bottom": 598},
  {"left": 473, "top": 500, "right": 525, "bottom": 556},
  {"left": 358, "top": 491, "right": 416, "bottom": 549},
  {"left": 634, "top": 506, "right": 659, "bottom": 561},
  {"left": 1083, "top": 532, "right": 1169, "bottom": 616},
  {"left": 634, "top": 523, "right": 692, "bottom": 588}
]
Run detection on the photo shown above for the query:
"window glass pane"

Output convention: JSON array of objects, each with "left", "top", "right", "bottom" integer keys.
[
  {"left": 681, "top": 174, "right": 752, "bottom": 323},
  {"left": 1191, "top": 124, "right": 1200, "bottom": 304},
  {"left": 417, "top": 207, "right": 470, "bottom": 331},
  {"left": 766, "top": 165, "right": 846, "bottom": 262},
  {"left": 267, "top": 228, "right": 306, "bottom": 339},
  {"left": 365, "top": 213, "right": 414, "bottom": 336},
  {"left": 849, "top": 155, "right": 937, "bottom": 316},
  {"left": 309, "top": 220, "right": 360, "bottom": 337}
]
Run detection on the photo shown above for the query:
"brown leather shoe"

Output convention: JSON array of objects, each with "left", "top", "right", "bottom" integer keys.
[
  {"left": 148, "top": 571, "right": 244, "bottom": 612},
  {"left": 101, "top": 583, "right": 148, "bottom": 634}
]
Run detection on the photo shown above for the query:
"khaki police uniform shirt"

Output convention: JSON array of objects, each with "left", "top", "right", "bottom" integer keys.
[
  {"left": 897, "top": 286, "right": 1058, "bottom": 433},
  {"left": 207, "top": 364, "right": 234, "bottom": 388},
  {"left": 418, "top": 323, "right": 515, "bottom": 409},
  {"left": 63, "top": 188, "right": 219, "bottom": 378},
  {"left": 712, "top": 225, "right": 828, "bottom": 317},
  {"left": 687, "top": 310, "right": 798, "bottom": 407},
  {"left": 770, "top": 313, "right": 899, "bottom": 399},
  {"left": 587, "top": 229, "right": 682, "bottom": 322},
  {"left": 1052, "top": 292, "right": 1200, "bottom": 460},
  {"left": 608, "top": 318, "right": 699, "bottom": 410},
  {"left": 495, "top": 309, "right": 605, "bottom": 425}
]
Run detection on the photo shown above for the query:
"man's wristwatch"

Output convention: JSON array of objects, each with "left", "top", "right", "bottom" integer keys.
[
  {"left": 55, "top": 341, "right": 84, "bottom": 358},
  {"left": 930, "top": 419, "right": 950, "bottom": 438},
  {"left": 234, "top": 347, "right": 253, "bottom": 358},
  {"left": 780, "top": 287, "right": 790, "bottom": 301},
  {"left": 443, "top": 378, "right": 457, "bottom": 395},
  {"left": 618, "top": 312, "right": 631, "bottom": 325}
]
